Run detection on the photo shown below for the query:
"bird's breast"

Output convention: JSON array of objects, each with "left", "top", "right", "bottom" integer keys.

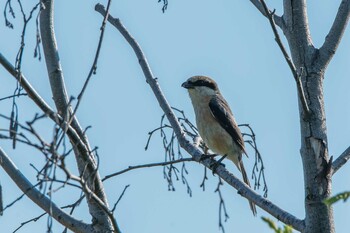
[{"left": 194, "top": 104, "right": 238, "bottom": 156}]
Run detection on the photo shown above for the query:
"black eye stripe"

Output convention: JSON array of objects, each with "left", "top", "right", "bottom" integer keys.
[{"left": 191, "top": 80, "right": 217, "bottom": 90}]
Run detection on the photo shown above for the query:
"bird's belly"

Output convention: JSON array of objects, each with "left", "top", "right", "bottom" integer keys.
[{"left": 198, "top": 120, "right": 235, "bottom": 156}]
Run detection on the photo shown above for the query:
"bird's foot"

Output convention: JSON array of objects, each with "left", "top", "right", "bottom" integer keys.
[
  {"left": 210, "top": 154, "right": 227, "bottom": 174},
  {"left": 199, "top": 154, "right": 218, "bottom": 161}
]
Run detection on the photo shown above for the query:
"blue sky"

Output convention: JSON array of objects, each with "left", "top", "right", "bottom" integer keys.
[{"left": 0, "top": 0, "right": 350, "bottom": 232}]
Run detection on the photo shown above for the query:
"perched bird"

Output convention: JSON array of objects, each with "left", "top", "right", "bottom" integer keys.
[{"left": 182, "top": 75, "right": 256, "bottom": 215}]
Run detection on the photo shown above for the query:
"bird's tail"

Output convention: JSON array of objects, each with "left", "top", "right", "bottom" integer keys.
[{"left": 239, "top": 160, "right": 257, "bottom": 216}]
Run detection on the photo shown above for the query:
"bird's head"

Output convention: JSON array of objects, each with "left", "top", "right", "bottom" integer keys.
[{"left": 182, "top": 76, "right": 219, "bottom": 97}]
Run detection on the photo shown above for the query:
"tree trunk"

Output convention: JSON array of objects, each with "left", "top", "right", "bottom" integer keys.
[
  {"left": 299, "top": 72, "right": 334, "bottom": 233},
  {"left": 283, "top": 1, "right": 335, "bottom": 232}
]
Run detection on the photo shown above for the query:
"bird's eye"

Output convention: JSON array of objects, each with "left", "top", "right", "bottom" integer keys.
[{"left": 193, "top": 80, "right": 216, "bottom": 90}]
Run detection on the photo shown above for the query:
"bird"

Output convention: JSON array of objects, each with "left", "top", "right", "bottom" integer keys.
[{"left": 182, "top": 75, "right": 257, "bottom": 216}]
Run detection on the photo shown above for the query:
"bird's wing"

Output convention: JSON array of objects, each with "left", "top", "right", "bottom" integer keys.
[{"left": 209, "top": 95, "right": 246, "bottom": 153}]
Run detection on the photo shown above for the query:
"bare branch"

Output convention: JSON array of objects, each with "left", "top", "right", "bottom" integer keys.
[
  {"left": 39, "top": 1, "right": 116, "bottom": 230},
  {"left": 72, "top": 0, "right": 113, "bottom": 120},
  {"left": 65, "top": 173, "right": 119, "bottom": 233},
  {"left": 0, "top": 148, "right": 94, "bottom": 233},
  {"left": 240, "top": 124, "right": 268, "bottom": 197},
  {"left": 259, "top": 0, "right": 311, "bottom": 117},
  {"left": 4, "top": 0, "right": 15, "bottom": 28},
  {"left": 0, "top": 93, "right": 27, "bottom": 101},
  {"left": 217, "top": 164, "right": 305, "bottom": 231},
  {"left": 102, "top": 158, "right": 194, "bottom": 181},
  {"left": 249, "top": 0, "right": 284, "bottom": 28},
  {"left": 318, "top": 0, "right": 350, "bottom": 69},
  {"left": 95, "top": 5, "right": 305, "bottom": 231},
  {"left": 39, "top": 0, "right": 71, "bottom": 117},
  {"left": 332, "top": 146, "right": 350, "bottom": 175},
  {"left": 15, "top": 2, "right": 41, "bottom": 73},
  {"left": 215, "top": 178, "right": 229, "bottom": 233},
  {"left": 111, "top": 185, "right": 130, "bottom": 212},
  {"left": 13, "top": 212, "right": 47, "bottom": 233},
  {"left": 0, "top": 180, "right": 3, "bottom": 216},
  {"left": 95, "top": 3, "right": 191, "bottom": 154},
  {"left": 0, "top": 53, "right": 95, "bottom": 164},
  {"left": 158, "top": 0, "right": 168, "bottom": 13}
]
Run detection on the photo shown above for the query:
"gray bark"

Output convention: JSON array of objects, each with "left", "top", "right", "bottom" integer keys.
[
  {"left": 280, "top": 0, "right": 349, "bottom": 232},
  {"left": 39, "top": 0, "right": 117, "bottom": 232},
  {"left": 252, "top": 0, "right": 350, "bottom": 232},
  {"left": 0, "top": 148, "right": 95, "bottom": 233}
]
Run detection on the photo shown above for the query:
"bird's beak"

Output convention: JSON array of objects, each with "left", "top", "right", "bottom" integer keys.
[{"left": 181, "top": 81, "right": 193, "bottom": 89}]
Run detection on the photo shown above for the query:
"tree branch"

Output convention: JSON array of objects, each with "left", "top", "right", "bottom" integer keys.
[
  {"left": 249, "top": 0, "right": 284, "bottom": 29},
  {"left": 259, "top": 0, "right": 311, "bottom": 117},
  {"left": 318, "top": 0, "right": 350, "bottom": 69},
  {"left": 40, "top": 0, "right": 72, "bottom": 118},
  {"left": 331, "top": 146, "right": 350, "bottom": 175},
  {"left": 102, "top": 158, "right": 194, "bottom": 181},
  {"left": 0, "top": 148, "right": 94, "bottom": 233},
  {"left": 283, "top": 0, "right": 313, "bottom": 47},
  {"left": 40, "top": 1, "right": 116, "bottom": 231},
  {"left": 63, "top": 173, "right": 119, "bottom": 233},
  {"left": 95, "top": 4, "right": 305, "bottom": 232},
  {"left": 0, "top": 52, "right": 94, "bottom": 169},
  {"left": 73, "top": 0, "right": 112, "bottom": 120}
]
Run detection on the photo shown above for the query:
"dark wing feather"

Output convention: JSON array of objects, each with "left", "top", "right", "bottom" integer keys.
[{"left": 209, "top": 95, "right": 246, "bottom": 153}]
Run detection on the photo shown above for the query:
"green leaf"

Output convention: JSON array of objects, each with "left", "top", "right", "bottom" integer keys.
[
  {"left": 262, "top": 217, "right": 294, "bottom": 233},
  {"left": 324, "top": 191, "right": 350, "bottom": 206},
  {"left": 261, "top": 217, "right": 280, "bottom": 232},
  {"left": 283, "top": 225, "right": 293, "bottom": 233}
]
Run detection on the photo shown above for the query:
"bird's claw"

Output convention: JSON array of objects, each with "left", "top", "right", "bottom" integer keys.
[
  {"left": 209, "top": 154, "right": 227, "bottom": 174},
  {"left": 199, "top": 154, "right": 218, "bottom": 161}
]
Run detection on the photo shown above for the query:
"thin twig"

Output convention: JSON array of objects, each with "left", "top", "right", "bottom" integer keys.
[
  {"left": 0, "top": 53, "right": 99, "bottom": 183},
  {"left": 0, "top": 181, "right": 3, "bottom": 216},
  {"left": 0, "top": 93, "right": 27, "bottom": 101},
  {"left": 249, "top": 0, "right": 283, "bottom": 28},
  {"left": 215, "top": 178, "right": 229, "bottom": 233},
  {"left": 0, "top": 148, "right": 94, "bottom": 233},
  {"left": 13, "top": 212, "right": 47, "bottom": 233},
  {"left": 200, "top": 167, "right": 208, "bottom": 191},
  {"left": 158, "top": 0, "right": 168, "bottom": 13},
  {"left": 102, "top": 158, "right": 194, "bottom": 181},
  {"left": 71, "top": 0, "right": 113, "bottom": 121},
  {"left": 111, "top": 185, "right": 130, "bottom": 212},
  {"left": 4, "top": 0, "right": 15, "bottom": 29},
  {"left": 259, "top": 0, "right": 311, "bottom": 118},
  {"left": 239, "top": 124, "right": 268, "bottom": 197}
]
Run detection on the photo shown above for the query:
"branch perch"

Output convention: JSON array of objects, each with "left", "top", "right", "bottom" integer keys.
[{"left": 95, "top": 4, "right": 305, "bottom": 232}]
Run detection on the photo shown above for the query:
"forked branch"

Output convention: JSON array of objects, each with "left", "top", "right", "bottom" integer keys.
[
  {"left": 0, "top": 148, "right": 94, "bottom": 233},
  {"left": 259, "top": 0, "right": 311, "bottom": 118},
  {"left": 318, "top": 0, "right": 350, "bottom": 69},
  {"left": 249, "top": 0, "right": 284, "bottom": 28},
  {"left": 40, "top": 1, "right": 116, "bottom": 231},
  {"left": 0, "top": 53, "right": 95, "bottom": 167}
]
